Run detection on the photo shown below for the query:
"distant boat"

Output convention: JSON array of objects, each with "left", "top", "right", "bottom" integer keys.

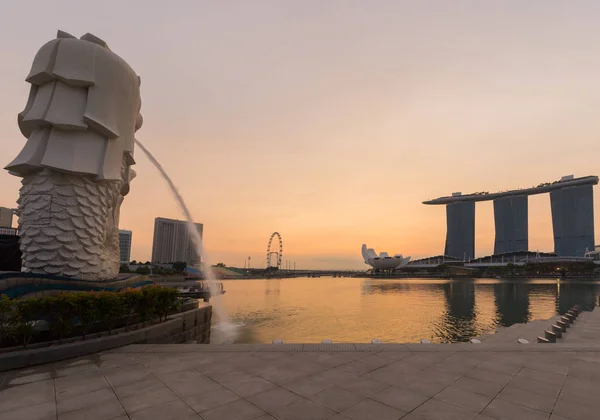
[{"left": 177, "top": 284, "right": 226, "bottom": 298}]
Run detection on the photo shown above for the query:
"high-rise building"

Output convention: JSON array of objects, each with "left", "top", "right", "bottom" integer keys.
[
  {"left": 444, "top": 201, "right": 475, "bottom": 261},
  {"left": 493, "top": 195, "right": 528, "bottom": 254},
  {"left": 425, "top": 175, "right": 598, "bottom": 258},
  {"left": 118, "top": 229, "right": 132, "bottom": 264},
  {"left": 151, "top": 217, "right": 203, "bottom": 264},
  {"left": 550, "top": 184, "right": 595, "bottom": 257},
  {"left": 0, "top": 207, "right": 14, "bottom": 228}
]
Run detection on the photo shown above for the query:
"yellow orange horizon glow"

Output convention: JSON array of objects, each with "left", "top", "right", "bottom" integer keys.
[{"left": 1, "top": 1, "right": 599, "bottom": 269}]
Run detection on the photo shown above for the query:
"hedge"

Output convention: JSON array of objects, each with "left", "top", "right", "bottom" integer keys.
[{"left": 0, "top": 286, "right": 180, "bottom": 348}]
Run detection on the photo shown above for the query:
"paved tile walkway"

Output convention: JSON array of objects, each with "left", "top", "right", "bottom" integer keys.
[
  {"left": 562, "top": 307, "right": 600, "bottom": 344},
  {"left": 2, "top": 341, "right": 600, "bottom": 420}
]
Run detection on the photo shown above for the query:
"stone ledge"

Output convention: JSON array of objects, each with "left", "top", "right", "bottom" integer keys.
[
  {"left": 110, "top": 341, "right": 600, "bottom": 354},
  {"left": 0, "top": 305, "right": 212, "bottom": 371}
]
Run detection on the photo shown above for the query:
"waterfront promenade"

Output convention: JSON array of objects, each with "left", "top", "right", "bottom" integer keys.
[{"left": 3, "top": 336, "right": 600, "bottom": 420}]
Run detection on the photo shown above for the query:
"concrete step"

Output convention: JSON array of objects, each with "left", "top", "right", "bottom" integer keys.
[
  {"left": 557, "top": 320, "right": 568, "bottom": 330},
  {"left": 537, "top": 336, "right": 550, "bottom": 343},
  {"left": 551, "top": 325, "right": 563, "bottom": 338},
  {"left": 561, "top": 316, "right": 572, "bottom": 325},
  {"left": 545, "top": 331, "right": 558, "bottom": 343}
]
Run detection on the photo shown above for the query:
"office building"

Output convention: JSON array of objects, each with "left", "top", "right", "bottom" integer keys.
[
  {"left": 0, "top": 207, "right": 13, "bottom": 228},
  {"left": 118, "top": 229, "right": 132, "bottom": 264},
  {"left": 151, "top": 217, "right": 203, "bottom": 264}
]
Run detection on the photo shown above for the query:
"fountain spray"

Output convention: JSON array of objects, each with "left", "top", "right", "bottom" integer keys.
[{"left": 134, "top": 139, "right": 235, "bottom": 341}]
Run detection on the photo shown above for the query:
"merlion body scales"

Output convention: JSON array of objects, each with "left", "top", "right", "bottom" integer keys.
[{"left": 5, "top": 31, "right": 143, "bottom": 280}]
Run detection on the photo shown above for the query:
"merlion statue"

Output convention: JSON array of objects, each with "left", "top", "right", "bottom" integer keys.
[{"left": 4, "top": 31, "right": 143, "bottom": 280}]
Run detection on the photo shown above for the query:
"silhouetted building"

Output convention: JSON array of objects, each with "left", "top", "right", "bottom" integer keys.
[
  {"left": 444, "top": 201, "right": 475, "bottom": 260},
  {"left": 494, "top": 195, "right": 528, "bottom": 254},
  {"left": 0, "top": 207, "right": 13, "bottom": 228},
  {"left": 0, "top": 234, "right": 21, "bottom": 271},
  {"left": 551, "top": 184, "right": 595, "bottom": 257},
  {"left": 151, "top": 217, "right": 203, "bottom": 264},
  {"left": 118, "top": 229, "right": 132, "bottom": 263},
  {"left": 425, "top": 175, "right": 597, "bottom": 258}
]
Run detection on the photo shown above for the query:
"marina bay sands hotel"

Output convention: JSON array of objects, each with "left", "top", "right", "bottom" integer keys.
[{"left": 423, "top": 175, "right": 598, "bottom": 260}]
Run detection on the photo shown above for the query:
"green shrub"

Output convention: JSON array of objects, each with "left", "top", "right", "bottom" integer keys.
[
  {"left": 73, "top": 292, "right": 101, "bottom": 340},
  {"left": 0, "top": 294, "right": 17, "bottom": 346},
  {"left": 46, "top": 293, "right": 77, "bottom": 343},
  {"left": 138, "top": 286, "right": 158, "bottom": 324},
  {"left": 0, "top": 286, "right": 182, "bottom": 348},
  {"left": 120, "top": 288, "right": 143, "bottom": 330},
  {"left": 15, "top": 297, "right": 44, "bottom": 348},
  {"left": 96, "top": 291, "right": 125, "bottom": 335},
  {"left": 156, "top": 287, "right": 180, "bottom": 322}
]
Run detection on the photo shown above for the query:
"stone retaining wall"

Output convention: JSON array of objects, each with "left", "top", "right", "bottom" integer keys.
[
  {"left": 0, "top": 304, "right": 212, "bottom": 371},
  {"left": 0, "top": 272, "right": 153, "bottom": 298}
]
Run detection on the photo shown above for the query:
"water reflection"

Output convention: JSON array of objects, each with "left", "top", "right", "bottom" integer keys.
[
  {"left": 556, "top": 281, "right": 599, "bottom": 313},
  {"left": 493, "top": 283, "right": 530, "bottom": 327},
  {"left": 215, "top": 277, "right": 600, "bottom": 344},
  {"left": 437, "top": 282, "right": 476, "bottom": 342}
]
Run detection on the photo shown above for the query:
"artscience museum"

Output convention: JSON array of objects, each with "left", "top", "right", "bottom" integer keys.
[{"left": 361, "top": 244, "right": 411, "bottom": 270}]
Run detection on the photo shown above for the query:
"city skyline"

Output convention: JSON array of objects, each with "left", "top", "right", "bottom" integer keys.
[{"left": 1, "top": 1, "right": 600, "bottom": 269}]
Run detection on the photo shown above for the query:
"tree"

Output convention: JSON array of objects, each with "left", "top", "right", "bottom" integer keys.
[
  {"left": 15, "top": 298, "right": 43, "bottom": 348},
  {"left": 172, "top": 262, "right": 187, "bottom": 273},
  {"left": 214, "top": 263, "right": 226, "bottom": 268},
  {"left": 73, "top": 293, "right": 101, "bottom": 340},
  {"left": 136, "top": 266, "right": 151, "bottom": 275},
  {"left": 0, "top": 295, "right": 17, "bottom": 347}
]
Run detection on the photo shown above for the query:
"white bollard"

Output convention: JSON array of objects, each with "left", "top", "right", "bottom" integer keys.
[
  {"left": 322, "top": 339, "right": 333, "bottom": 344},
  {"left": 421, "top": 339, "right": 431, "bottom": 344},
  {"left": 273, "top": 339, "right": 284, "bottom": 344},
  {"left": 470, "top": 339, "right": 481, "bottom": 344},
  {"left": 371, "top": 339, "right": 382, "bottom": 344},
  {"left": 517, "top": 338, "right": 529, "bottom": 344}
]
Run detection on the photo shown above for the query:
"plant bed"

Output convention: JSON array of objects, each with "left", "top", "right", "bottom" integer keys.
[
  {"left": 0, "top": 286, "right": 187, "bottom": 351},
  {"left": 0, "top": 304, "right": 212, "bottom": 371}
]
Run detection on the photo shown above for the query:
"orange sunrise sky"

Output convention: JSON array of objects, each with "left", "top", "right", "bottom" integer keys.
[{"left": 1, "top": 1, "right": 599, "bottom": 269}]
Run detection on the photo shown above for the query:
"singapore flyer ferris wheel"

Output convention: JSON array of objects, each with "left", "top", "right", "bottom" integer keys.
[{"left": 266, "top": 232, "right": 283, "bottom": 269}]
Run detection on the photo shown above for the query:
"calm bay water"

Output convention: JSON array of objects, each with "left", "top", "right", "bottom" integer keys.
[{"left": 210, "top": 277, "right": 600, "bottom": 344}]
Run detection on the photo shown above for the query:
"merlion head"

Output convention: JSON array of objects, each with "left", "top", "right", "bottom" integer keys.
[{"left": 5, "top": 30, "right": 143, "bottom": 185}]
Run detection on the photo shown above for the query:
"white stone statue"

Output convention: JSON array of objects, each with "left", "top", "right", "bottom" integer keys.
[{"left": 4, "top": 31, "right": 143, "bottom": 280}]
